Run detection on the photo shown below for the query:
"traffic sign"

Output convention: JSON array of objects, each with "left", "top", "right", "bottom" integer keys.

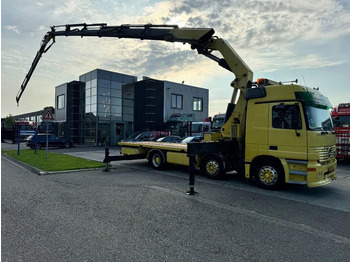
[
  {"left": 19, "top": 130, "right": 37, "bottom": 135},
  {"left": 43, "top": 110, "right": 54, "bottom": 121}
]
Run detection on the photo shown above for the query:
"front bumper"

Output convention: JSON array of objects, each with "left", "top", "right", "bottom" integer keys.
[{"left": 306, "top": 159, "right": 337, "bottom": 187}]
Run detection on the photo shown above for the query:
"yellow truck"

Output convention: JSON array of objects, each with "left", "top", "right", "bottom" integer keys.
[{"left": 17, "top": 23, "right": 337, "bottom": 189}]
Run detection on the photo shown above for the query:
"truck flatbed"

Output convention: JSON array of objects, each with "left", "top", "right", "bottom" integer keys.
[{"left": 118, "top": 141, "right": 188, "bottom": 152}]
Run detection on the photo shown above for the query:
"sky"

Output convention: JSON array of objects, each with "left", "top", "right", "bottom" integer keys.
[{"left": 2, "top": 0, "right": 350, "bottom": 118}]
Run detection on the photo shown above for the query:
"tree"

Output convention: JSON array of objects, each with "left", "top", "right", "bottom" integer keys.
[{"left": 5, "top": 115, "right": 15, "bottom": 128}]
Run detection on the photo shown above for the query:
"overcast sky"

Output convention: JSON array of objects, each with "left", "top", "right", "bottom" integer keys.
[{"left": 2, "top": 0, "right": 350, "bottom": 118}]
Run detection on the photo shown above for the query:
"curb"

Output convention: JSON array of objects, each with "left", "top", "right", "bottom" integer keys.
[
  {"left": 2, "top": 154, "right": 44, "bottom": 175},
  {"left": 1, "top": 154, "right": 107, "bottom": 176}
]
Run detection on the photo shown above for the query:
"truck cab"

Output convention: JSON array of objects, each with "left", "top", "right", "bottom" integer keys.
[
  {"left": 331, "top": 103, "right": 350, "bottom": 159},
  {"left": 244, "top": 83, "right": 336, "bottom": 188}
]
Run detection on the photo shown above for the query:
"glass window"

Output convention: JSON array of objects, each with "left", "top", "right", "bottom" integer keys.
[
  {"left": 85, "top": 96, "right": 91, "bottom": 105},
  {"left": 98, "top": 79, "right": 111, "bottom": 88},
  {"left": 86, "top": 81, "right": 92, "bottom": 88},
  {"left": 85, "top": 88, "right": 91, "bottom": 98},
  {"left": 111, "top": 81, "right": 122, "bottom": 89},
  {"left": 171, "top": 94, "right": 183, "bottom": 109},
  {"left": 272, "top": 104, "right": 301, "bottom": 129},
  {"left": 306, "top": 106, "right": 333, "bottom": 131},
  {"left": 332, "top": 115, "right": 350, "bottom": 127},
  {"left": 111, "top": 98, "right": 122, "bottom": 106},
  {"left": 112, "top": 105, "right": 122, "bottom": 114},
  {"left": 85, "top": 104, "right": 91, "bottom": 113},
  {"left": 92, "top": 79, "right": 97, "bottom": 87},
  {"left": 91, "top": 96, "right": 97, "bottom": 104},
  {"left": 91, "top": 87, "right": 97, "bottom": 96},
  {"left": 193, "top": 97, "right": 203, "bottom": 111},
  {"left": 97, "top": 113, "right": 107, "bottom": 120},
  {"left": 98, "top": 87, "right": 110, "bottom": 96},
  {"left": 98, "top": 96, "right": 111, "bottom": 105},
  {"left": 111, "top": 88, "right": 122, "bottom": 98},
  {"left": 57, "top": 94, "right": 65, "bottom": 109},
  {"left": 90, "top": 104, "right": 97, "bottom": 114},
  {"left": 98, "top": 103, "right": 110, "bottom": 113}
]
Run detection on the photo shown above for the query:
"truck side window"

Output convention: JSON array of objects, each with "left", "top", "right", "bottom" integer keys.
[{"left": 272, "top": 105, "right": 301, "bottom": 130}]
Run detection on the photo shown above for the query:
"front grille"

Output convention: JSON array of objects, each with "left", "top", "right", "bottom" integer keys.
[{"left": 314, "top": 146, "right": 336, "bottom": 163}]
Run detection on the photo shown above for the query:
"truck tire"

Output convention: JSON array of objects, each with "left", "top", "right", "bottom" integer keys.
[
  {"left": 149, "top": 151, "right": 165, "bottom": 170},
  {"left": 63, "top": 142, "right": 71, "bottom": 148},
  {"left": 254, "top": 160, "right": 285, "bottom": 190},
  {"left": 201, "top": 155, "right": 224, "bottom": 179}
]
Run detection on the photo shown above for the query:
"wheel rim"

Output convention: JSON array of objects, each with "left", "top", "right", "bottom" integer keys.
[
  {"left": 152, "top": 154, "right": 161, "bottom": 167},
  {"left": 258, "top": 166, "right": 278, "bottom": 185},
  {"left": 206, "top": 160, "right": 219, "bottom": 176}
]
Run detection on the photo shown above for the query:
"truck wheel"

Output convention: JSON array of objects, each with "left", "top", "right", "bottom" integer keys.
[
  {"left": 254, "top": 160, "right": 285, "bottom": 190},
  {"left": 64, "top": 142, "right": 71, "bottom": 148},
  {"left": 201, "top": 155, "right": 224, "bottom": 179},
  {"left": 149, "top": 151, "right": 165, "bottom": 170}
]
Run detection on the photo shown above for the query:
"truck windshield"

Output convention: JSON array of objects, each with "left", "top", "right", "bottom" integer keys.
[
  {"left": 166, "top": 122, "right": 182, "bottom": 129},
  {"left": 212, "top": 118, "right": 224, "bottom": 129},
  {"left": 332, "top": 115, "right": 350, "bottom": 127},
  {"left": 305, "top": 106, "right": 334, "bottom": 131}
]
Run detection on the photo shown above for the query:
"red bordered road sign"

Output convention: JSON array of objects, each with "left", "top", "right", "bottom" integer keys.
[{"left": 42, "top": 110, "right": 55, "bottom": 121}]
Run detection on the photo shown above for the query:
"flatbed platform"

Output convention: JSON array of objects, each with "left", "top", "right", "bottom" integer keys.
[{"left": 118, "top": 141, "right": 188, "bottom": 152}]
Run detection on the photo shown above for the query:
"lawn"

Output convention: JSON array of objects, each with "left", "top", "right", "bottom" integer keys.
[{"left": 2, "top": 149, "right": 105, "bottom": 172}]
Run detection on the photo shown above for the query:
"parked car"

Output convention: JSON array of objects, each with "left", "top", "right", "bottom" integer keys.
[
  {"left": 156, "top": 136, "right": 182, "bottom": 143},
  {"left": 26, "top": 134, "right": 73, "bottom": 149},
  {"left": 180, "top": 136, "right": 203, "bottom": 144},
  {"left": 122, "top": 131, "right": 170, "bottom": 142}
]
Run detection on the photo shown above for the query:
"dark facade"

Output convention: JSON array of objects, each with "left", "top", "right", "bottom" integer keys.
[
  {"left": 130, "top": 78, "right": 209, "bottom": 132},
  {"left": 55, "top": 81, "right": 85, "bottom": 143},
  {"left": 134, "top": 79, "right": 165, "bottom": 131}
]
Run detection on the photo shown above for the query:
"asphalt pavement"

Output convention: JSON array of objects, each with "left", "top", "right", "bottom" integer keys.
[{"left": 2, "top": 141, "right": 350, "bottom": 261}]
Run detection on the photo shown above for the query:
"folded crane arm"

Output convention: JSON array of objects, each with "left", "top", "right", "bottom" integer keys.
[{"left": 16, "top": 23, "right": 253, "bottom": 104}]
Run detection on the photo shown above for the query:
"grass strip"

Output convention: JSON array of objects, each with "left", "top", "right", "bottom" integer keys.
[{"left": 2, "top": 150, "right": 105, "bottom": 172}]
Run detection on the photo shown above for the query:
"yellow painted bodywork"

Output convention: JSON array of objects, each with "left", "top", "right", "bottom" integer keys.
[
  {"left": 204, "top": 132, "right": 221, "bottom": 142},
  {"left": 119, "top": 141, "right": 190, "bottom": 166},
  {"left": 244, "top": 84, "right": 337, "bottom": 187},
  {"left": 166, "top": 152, "right": 190, "bottom": 165},
  {"left": 119, "top": 141, "right": 187, "bottom": 153},
  {"left": 120, "top": 84, "right": 337, "bottom": 188},
  {"left": 121, "top": 146, "right": 147, "bottom": 155}
]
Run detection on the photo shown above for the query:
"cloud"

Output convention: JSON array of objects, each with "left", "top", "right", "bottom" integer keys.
[
  {"left": 2, "top": 0, "right": 349, "bottom": 117},
  {"left": 36, "top": 25, "right": 47, "bottom": 32},
  {"left": 4, "top": 25, "right": 20, "bottom": 34},
  {"left": 166, "top": 0, "right": 350, "bottom": 45},
  {"left": 45, "top": 0, "right": 349, "bottom": 85}
]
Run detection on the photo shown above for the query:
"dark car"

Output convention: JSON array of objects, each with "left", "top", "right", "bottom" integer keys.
[
  {"left": 122, "top": 131, "right": 170, "bottom": 142},
  {"left": 156, "top": 136, "right": 182, "bottom": 143},
  {"left": 180, "top": 136, "right": 203, "bottom": 144},
  {"left": 26, "top": 134, "right": 73, "bottom": 149}
]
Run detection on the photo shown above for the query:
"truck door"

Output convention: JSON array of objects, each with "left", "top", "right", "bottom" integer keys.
[{"left": 268, "top": 102, "right": 307, "bottom": 160}]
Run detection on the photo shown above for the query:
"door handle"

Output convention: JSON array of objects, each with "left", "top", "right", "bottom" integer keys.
[{"left": 269, "top": 146, "right": 278, "bottom": 150}]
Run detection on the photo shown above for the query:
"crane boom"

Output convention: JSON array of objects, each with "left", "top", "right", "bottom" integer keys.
[{"left": 16, "top": 23, "right": 253, "bottom": 105}]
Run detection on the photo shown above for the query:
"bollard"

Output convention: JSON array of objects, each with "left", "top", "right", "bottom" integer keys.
[
  {"left": 103, "top": 146, "right": 110, "bottom": 172},
  {"left": 187, "top": 155, "right": 198, "bottom": 195}
]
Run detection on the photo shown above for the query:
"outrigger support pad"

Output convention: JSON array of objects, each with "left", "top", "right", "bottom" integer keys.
[{"left": 186, "top": 150, "right": 198, "bottom": 195}]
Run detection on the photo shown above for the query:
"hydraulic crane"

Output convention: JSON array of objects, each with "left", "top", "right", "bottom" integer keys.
[{"left": 16, "top": 23, "right": 253, "bottom": 141}]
